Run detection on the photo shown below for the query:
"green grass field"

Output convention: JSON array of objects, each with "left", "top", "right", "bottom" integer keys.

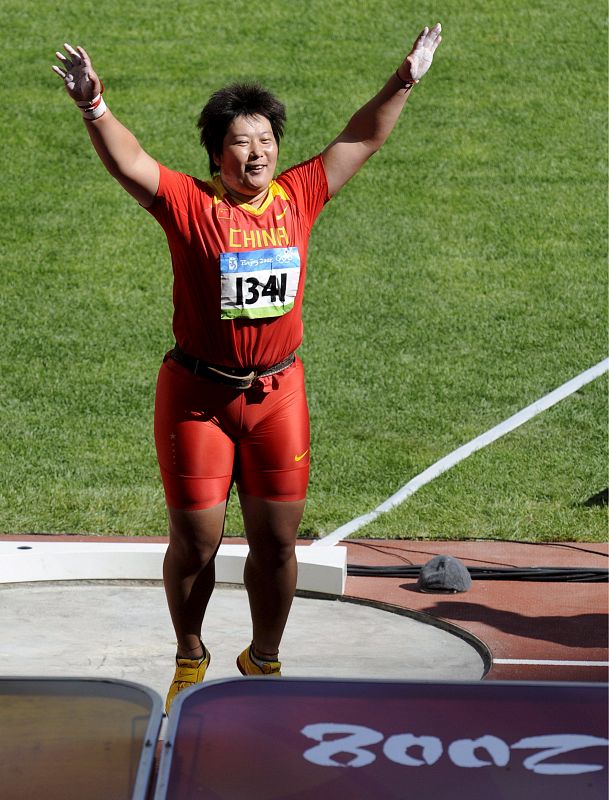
[{"left": 1, "top": 0, "right": 607, "bottom": 542}]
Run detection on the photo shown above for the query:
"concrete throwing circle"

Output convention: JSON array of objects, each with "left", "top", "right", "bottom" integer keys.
[{"left": 0, "top": 583, "right": 486, "bottom": 698}]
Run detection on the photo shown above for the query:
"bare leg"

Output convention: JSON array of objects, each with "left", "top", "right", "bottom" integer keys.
[
  {"left": 163, "top": 503, "right": 226, "bottom": 658},
  {"left": 239, "top": 493, "right": 305, "bottom": 659}
]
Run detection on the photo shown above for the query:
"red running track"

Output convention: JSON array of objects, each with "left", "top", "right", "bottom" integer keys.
[{"left": 342, "top": 539, "right": 608, "bottom": 683}]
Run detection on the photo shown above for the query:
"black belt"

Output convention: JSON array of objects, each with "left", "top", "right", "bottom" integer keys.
[{"left": 169, "top": 344, "right": 295, "bottom": 390}]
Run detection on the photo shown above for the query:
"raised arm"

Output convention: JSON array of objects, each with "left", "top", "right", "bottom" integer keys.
[
  {"left": 52, "top": 44, "right": 159, "bottom": 207},
  {"left": 321, "top": 24, "right": 442, "bottom": 197}
]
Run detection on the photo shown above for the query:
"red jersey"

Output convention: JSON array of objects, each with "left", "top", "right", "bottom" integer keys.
[{"left": 146, "top": 155, "right": 330, "bottom": 369}]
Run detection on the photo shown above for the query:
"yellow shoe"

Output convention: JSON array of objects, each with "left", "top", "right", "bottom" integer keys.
[
  {"left": 236, "top": 645, "right": 281, "bottom": 676},
  {"left": 165, "top": 647, "right": 211, "bottom": 713}
]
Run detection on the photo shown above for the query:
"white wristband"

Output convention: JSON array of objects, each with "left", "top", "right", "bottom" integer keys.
[{"left": 76, "top": 93, "right": 107, "bottom": 120}]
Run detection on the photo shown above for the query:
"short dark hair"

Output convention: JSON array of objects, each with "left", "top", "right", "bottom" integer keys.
[{"left": 197, "top": 83, "right": 286, "bottom": 175}]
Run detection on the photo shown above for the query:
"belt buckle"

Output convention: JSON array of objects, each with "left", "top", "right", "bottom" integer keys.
[{"left": 207, "top": 365, "right": 256, "bottom": 389}]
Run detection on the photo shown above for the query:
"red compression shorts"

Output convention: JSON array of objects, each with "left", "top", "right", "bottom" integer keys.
[{"left": 154, "top": 354, "right": 310, "bottom": 510}]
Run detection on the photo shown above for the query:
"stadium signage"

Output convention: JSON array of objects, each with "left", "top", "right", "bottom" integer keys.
[{"left": 301, "top": 723, "right": 609, "bottom": 775}]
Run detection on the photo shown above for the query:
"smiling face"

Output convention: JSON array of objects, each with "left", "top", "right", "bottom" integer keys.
[{"left": 215, "top": 114, "right": 279, "bottom": 206}]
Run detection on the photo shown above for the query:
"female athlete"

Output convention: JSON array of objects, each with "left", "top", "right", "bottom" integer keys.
[{"left": 52, "top": 23, "right": 442, "bottom": 711}]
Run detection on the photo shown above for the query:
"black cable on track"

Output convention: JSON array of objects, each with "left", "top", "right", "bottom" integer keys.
[{"left": 346, "top": 564, "right": 608, "bottom": 582}]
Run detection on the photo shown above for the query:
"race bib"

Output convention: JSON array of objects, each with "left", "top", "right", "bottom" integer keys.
[{"left": 220, "top": 247, "right": 301, "bottom": 319}]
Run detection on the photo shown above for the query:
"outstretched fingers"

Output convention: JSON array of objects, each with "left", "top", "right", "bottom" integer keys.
[
  {"left": 53, "top": 48, "right": 69, "bottom": 78},
  {"left": 76, "top": 45, "right": 92, "bottom": 70},
  {"left": 63, "top": 42, "right": 78, "bottom": 54},
  {"left": 52, "top": 43, "right": 77, "bottom": 83},
  {"left": 413, "top": 25, "right": 429, "bottom": 48},
  {"left": 51, "top": 42, "right": 98, "bottom": 100},
  {"left": 427, "top": 22, "right": 442, "bottom": 53},
  {"left": 416, "top": 23, "right": 442, "bottom": 54},
  {"left": 404, "top": 22, "right": 442, "bottom": 83}
]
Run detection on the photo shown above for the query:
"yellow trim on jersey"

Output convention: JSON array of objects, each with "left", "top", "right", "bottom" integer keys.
[{"left": 209, "top": 176, "right": 290, "bottom": 215}]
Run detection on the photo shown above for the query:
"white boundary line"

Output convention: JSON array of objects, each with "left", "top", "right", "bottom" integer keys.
[
  {"left": 312, "top": 358, "right": 609, "bottom": 547},
  {"left": 494, "top": 659, "right": 609, "bottom": 667}
]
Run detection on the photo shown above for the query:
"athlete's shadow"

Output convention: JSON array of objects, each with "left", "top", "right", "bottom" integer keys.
[{"left": 409, "top": 599, "right": 607, "bottom": 649}]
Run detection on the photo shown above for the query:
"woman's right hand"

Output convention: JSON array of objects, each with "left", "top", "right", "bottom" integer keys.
[{"left": 52, "top": 43, "right": 102, "bottom": 102}]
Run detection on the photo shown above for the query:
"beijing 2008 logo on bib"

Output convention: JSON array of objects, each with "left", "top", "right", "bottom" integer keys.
[{"left": 220, "top": 247, "right": 301, "bottom": 319}]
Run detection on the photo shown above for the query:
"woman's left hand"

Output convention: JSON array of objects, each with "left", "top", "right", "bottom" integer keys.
[{"left": 52, "top": 43, "right": 102, "bottom": 102}]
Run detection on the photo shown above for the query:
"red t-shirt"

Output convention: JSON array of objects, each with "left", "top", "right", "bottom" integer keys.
[{"left": 146, "top": 155, "right": 330, "bottom": 369}]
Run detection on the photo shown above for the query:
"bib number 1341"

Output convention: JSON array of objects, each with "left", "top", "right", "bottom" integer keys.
[
  {"left": 236, "top": 273, "right": 287, "bottom": 306},
  {"left": 220, "top": 246, "right": 300, "bottom": 320}
]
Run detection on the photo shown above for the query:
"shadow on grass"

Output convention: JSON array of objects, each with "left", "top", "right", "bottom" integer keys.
[
  {"left": 409, "top": 599, "right": 608, "bottom": 649},
  {"left": 583, "top": 488, "right": 608, "bottom": 508}
]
